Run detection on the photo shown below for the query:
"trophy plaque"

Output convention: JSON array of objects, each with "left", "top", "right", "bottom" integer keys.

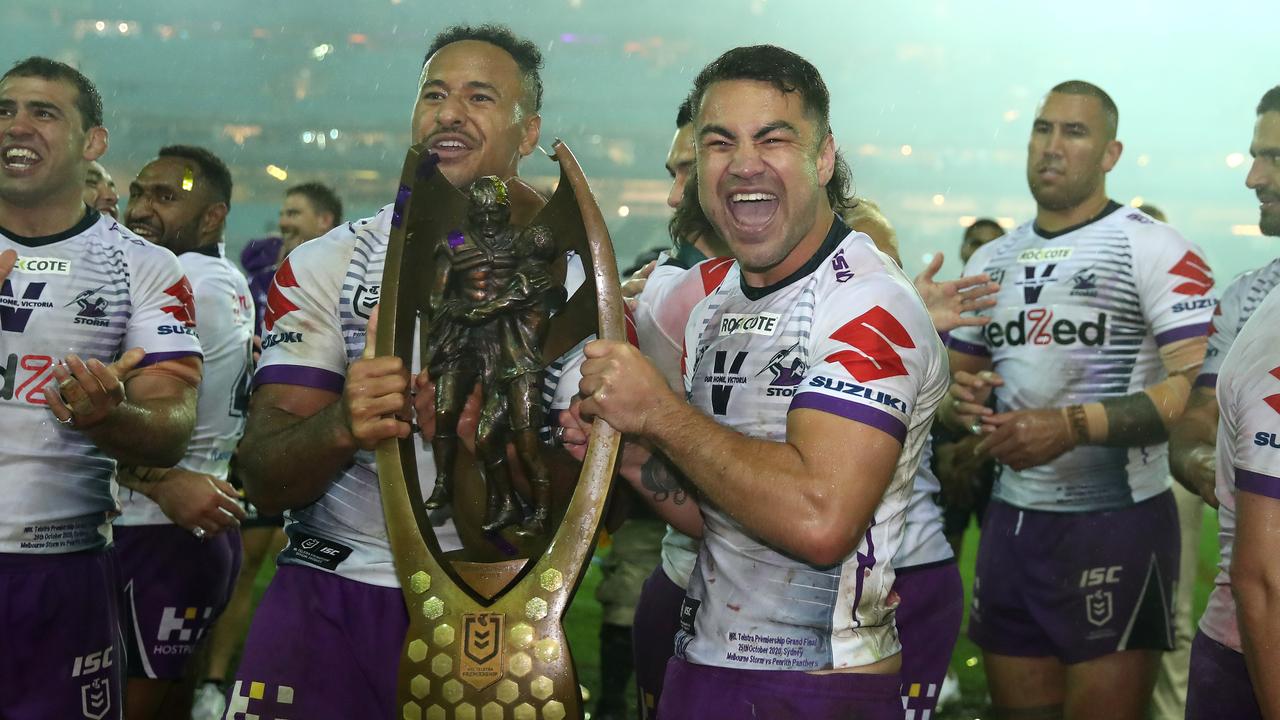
[{"left": 374, "top": 139, "right": 625, "bottom": 720}]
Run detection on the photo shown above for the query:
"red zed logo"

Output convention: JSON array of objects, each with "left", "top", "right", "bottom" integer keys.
[
  {"left": 827, "top": 305, "right": 915, "bottom": 382},
  {"left": 1168, "top": 252, "right": 1214, "bottom": 296},
  {"left": 1266, "top": 366, "right": 1280, "bottom": 416},
  {"left": 160, "top": 277, "right": 197, "bottom": 327},
  {"left": 264, "top": 260, "right": 300, "bottom": 332}
]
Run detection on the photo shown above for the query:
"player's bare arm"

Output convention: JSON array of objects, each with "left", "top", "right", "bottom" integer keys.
[
  {"left": 239, "top": 308, "right": 411, "bottom": 514},
  {"left": 1231, "top": 489, "right": 1280, "bottom": 716},
  {"left": 936, "top": 349, "right": 998, "bottom": 432},
  {"left": 1169, "top": 387, "right": 1220, "bottom": 507},
  {"left": 0, "top": 248, "right": 15, "bottom": 283},
  {"left": 45, "top": 351, "right": 201, "bottom": 468},
  {"left": 118, "top": 465, "right": 247, "bottom": 536},
  {"left": 979, "top": 336, "right": 1205, "bottom": 470},
  {"left": 557, "top": 397, "right": 704, "bottom": 537},
  {"left": 580, "top": 339, "right": 900, "bottom": 567}
]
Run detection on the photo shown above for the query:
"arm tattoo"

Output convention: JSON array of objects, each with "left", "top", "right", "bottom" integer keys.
[
  {"left": 640, "top": 453, "right": 689, "bottom": 506},
  {"left": 1100, "top": 392, "right": 1168, "bottom": 447}
]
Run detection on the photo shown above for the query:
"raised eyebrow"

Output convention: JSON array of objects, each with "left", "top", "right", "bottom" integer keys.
[{"left": 753, "top": 121, "right": 799, "bottom": 141}]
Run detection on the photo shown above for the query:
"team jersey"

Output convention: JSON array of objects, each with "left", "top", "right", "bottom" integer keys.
[
  {"left": 1198, "top": 286, "right": 1280, "bottom": 652},
  {"left": 0, "top": 209, "right": 203, "bottom": 553},
  {"left": 639, "top": 249, "right": 952, "bottom": 587},
  {"left": 1197, "top": 257, "right": 1280, "bottom": 389},
  {"left": 948, "top": 203, "right": 1217, "bottom": 512},
  {"left": 118, "top": 244, "right": 255, "bottom": 526},
  {"left": 675, "top": 217, "right": 948, "bottom": 671}
]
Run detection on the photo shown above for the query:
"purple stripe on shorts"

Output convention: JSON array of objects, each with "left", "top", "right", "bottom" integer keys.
[
  {"left": 1155, "top": 322, "right": 1210, "bottom": 346},
  {"left": 1194, "top": 373, "right": 1218, "bottom": 389},
  {"left": 944, "top": 333, "right": 989, "bottom": 357},
  {"left": 253, "top": 364, "right": 345, "bottom": 393},
  {"left": 138, "top": 350, "right": 202, "bottom": 368},
  {"left": 790, "top": 392, "right": 906, "bottom": 444},
  {"left": 1236, "top": 467, "right": 1280, "bottom": 500}
]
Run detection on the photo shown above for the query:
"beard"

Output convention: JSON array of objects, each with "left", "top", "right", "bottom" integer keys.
[
  {"left": 1028, "top": 171, "right": 1098, "bottom": 213},
  {"left": 1261, "top": 209, "right": 1280, "bottom": 237}
]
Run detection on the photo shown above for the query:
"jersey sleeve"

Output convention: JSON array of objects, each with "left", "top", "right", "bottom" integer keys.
[
  {"left": 1227, "top": 352, "right": 1280, "bottom": 500},
  {"left": 252, "top": 238, "right": 351, "bottom": 393},
  {"left": 790, "top": 277, "right": 935, "bottom": 445},
  {"left": 1197, "top": 270, "right": 1251, "bottom": 388},
  {"left": 639, "top": 258, "right": 733, "bottom": 390},
  {"left": 125, "top": 241, "right": 204, "bottom": 367},
  {"left": 1130, "top": 222, "right": 1216, "bottom": 347},
  {"left": 943, "top": 244, "right": 996, "bottom": 357}
]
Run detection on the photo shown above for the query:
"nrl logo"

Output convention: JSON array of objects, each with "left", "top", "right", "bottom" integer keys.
[
  {"left": 460, "top": 613, "right": 505, "bottom": 690},
  {"left": 1085, "top": 589, "right": 1113, "bottom": 627},
  {"left": 80, "top": 678, "right": 111, "bottom": 720}
]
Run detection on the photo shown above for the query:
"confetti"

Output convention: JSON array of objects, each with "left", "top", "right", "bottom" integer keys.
[
  {"left": 447, "top": 230, "right": 464, "bottom": 249},
  {"left": 181, "top": 168, "right": 194, "bottom": 191},
  {"left": 965, "top": 656, "right": 979, "bottom": 667}
]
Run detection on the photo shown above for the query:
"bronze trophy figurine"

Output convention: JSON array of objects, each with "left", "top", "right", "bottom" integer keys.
[
  {"left": 423, "top": 177, "right": 567, "bottom": 537},
  {"left": 373, "top": 139, "right": 624, "bottom": 720}
]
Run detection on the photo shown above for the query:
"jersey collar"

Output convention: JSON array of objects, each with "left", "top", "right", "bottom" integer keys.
[
  {"left": 0, "top": 205, "right": 99, "bottom": 248},
  {"left": 740, "top": 213, "right": 849, "bottom": 301},
  {"left": 1032, "top": 199, "right": 1122, "bottom": 239}
]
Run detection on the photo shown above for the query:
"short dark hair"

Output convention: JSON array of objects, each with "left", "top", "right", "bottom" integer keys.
[
  {"left": 287, "top": 182, "right": 343, "bottom": 226},
  {"left": 2, "top": 56, "right": 103, "bottom": 130},
  {"left": 1258, "top": 86, "right": 1280, "bottom": 116},
  {"left": 675, "top": 97, "right": 693, "bottom": 129},
  {"left": 423, "top": 24, "right": 543, "bottom": 113},
  {"left": 964, "top": 218, "right": 1004, "bottom": 240},
  {"left": 158, "top": 145, "right": 232, "bottom": 207},
  {"left": 1137, "top": 203, "right": 1166, "bottom": 222},
  {"left": 1049, "top": 80, "right": 1119, "bottom": 139},
  {"left": 688, "top": 45, "right": 852, "bottom": 212}
]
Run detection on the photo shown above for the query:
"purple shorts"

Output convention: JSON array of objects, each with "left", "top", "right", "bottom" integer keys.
[
  {"left": 632, "top": 565, "right": 686, "bottom": 718},
  {"left": 0, "top": 550, "right": 124, "bottom": 720},
  {"left": 894, "top": 559, "right": 963, "bottom": 716},
  {"left": 228, "top": 565, "right": 406, "bottom": 719},
  {"left": 115, "top": 524, "right": 241, "bottom": 680},
  {"left": 1186, "top": 631, "right": 1262, "bottom": 719},
  {"left": 658, "top": 657, "right": 901, "bottom": 720},
  {"left": 968, "top": 492, "right": 1179, "bottom": 664}
]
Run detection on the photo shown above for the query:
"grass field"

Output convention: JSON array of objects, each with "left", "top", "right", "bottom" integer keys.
[{"left": 246, "top": 511, "right": 1219, "bottom": 719}]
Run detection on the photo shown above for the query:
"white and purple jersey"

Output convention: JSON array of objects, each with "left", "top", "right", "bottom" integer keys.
[
  {"left": 0, "top": 210, "right": 202, "bottom": 553},
  {"left": 118, "top": 244, "right": 254, "bottom": 526},
  {"left": 1197, "top": 257, "right": 1280, "bottom": 390},
  {"left": 948, "top": 203, "right": 1217, "bottom": 512},
  {"left": 254, "top": 205, "right": 458, "bottom": 587},
  {"left": 1199, "top": 285, "right": 1280, "bottom": 652},
  {"left": 677, "top": 218, "right": 948, "bottom": 671}
]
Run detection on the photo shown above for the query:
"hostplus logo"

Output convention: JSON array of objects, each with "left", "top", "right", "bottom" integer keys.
[
  {"left": 757, "top": 342, "right": 806, "bottom": 397},
  {"left": 157, "top": 605, "right": 213, "bottom": 644},
  {"left": 66, "top": 287, "right": 111, "bottom": 327}
]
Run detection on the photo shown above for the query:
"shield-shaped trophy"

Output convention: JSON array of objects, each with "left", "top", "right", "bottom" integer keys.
[{"left": 374, "top": 139, "right": 624, "bottom": 720}]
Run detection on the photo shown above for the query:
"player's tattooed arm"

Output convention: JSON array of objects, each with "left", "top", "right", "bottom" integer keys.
[
  {"left": 1098, "top": 391, "right": 1172, "bottom": 446},
  {"left": 640, "top": 452, "right": 690, "bottom": 506}
]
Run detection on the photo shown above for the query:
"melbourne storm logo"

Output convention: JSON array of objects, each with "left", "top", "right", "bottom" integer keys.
[
  {"left": 66, "top": 287, "right": 111, "bottom": 327},
  {"left": 756, "top": 342, "right": 806, "bottom": 397}
]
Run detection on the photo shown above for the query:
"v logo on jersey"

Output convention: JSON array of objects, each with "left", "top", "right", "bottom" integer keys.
[
  {"left": 160, "top": 277, "right": 197, "bottom": 327},
  {"left": 1021, "top": 264, "right": 1057, "bottom": 304},
  {"left": 826, "top": 306, "right": 915, "bottom": 382},
  {"left": 0, "top": 279, "right": 46, "bottom": 333},
  {"left": 708, "top": 350, "right": 748, "bottom": 416},
  {"left": 1168, "top": 251, "right": 1213, "bottom": 296},
  {"left": 1266, "top": 366, "right": 1280, "bottom": 416},
  {"left": 264, "top": 259, "right": 300, "bottom": 332}
]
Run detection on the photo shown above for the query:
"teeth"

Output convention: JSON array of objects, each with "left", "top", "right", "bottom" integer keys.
[
  {"left": 731, "top": 192, "right": 777, "bottom": 202},
  {"left": 435, "top": 140, "right": 466, "bottom": 149},
  {"left": 3, "top": 147, "right": 38, "bottom": 165}
]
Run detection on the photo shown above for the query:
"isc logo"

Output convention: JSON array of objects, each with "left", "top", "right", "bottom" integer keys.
[
  {"left": 1079, "top": 566, "right": 1122, "bottom": 588},
  {"left": 71, "top": 647, "right": 113, "bottom": 678}
]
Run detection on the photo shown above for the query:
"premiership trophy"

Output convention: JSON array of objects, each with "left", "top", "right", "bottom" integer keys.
[{"left": 374, "top": 140, "right": 624, "bottom": 720}]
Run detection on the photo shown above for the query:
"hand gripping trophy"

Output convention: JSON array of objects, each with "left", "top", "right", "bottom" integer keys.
[{"left": 373, "top": 139, "right": 623, "bottom": 720}]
